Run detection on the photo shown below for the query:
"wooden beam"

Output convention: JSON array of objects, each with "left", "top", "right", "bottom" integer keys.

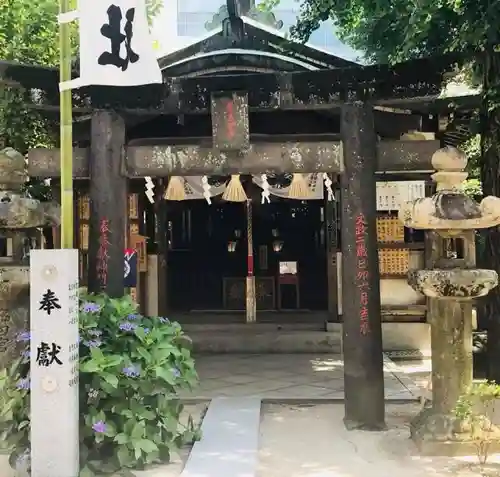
[
  {"left": 28, "top": 139, "right": 439, "bottom": 178},
  {"left": 2, "top": 54, "right": 462, "bottom": 114}
]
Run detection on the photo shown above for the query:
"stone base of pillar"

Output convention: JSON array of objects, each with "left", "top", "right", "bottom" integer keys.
[{"left": 410, "top": 407, "right": 500, "bottom": 456}]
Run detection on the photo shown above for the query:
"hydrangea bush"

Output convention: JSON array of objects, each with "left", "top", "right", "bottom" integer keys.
[{"left": 0, "top": 293, "right": 199, "bottom": 476}]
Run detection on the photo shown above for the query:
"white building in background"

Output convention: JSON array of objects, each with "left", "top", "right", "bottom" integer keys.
[{"left": 151, "top": 0, "right": 360, "bottom": 61}]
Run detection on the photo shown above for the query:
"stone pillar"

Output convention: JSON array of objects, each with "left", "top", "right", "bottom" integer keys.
[
  {"left": 429, "top": 298, "right": 473, "bottom": 415},
  {"left": 411, "top": 230, "right": 474, "bottom": 450},
  {"left": 340, "top": 102, "right": 385, "bottom": 430},
  {"left": 156, "top": 180, "right": 168, "bottom": 316},
  {"left": 88, "top": 111, "right": 127, "bottom": 298}
]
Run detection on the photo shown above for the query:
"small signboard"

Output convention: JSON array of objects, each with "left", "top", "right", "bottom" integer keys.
[
  {"left": 279, "top": 261, "right": 298, "bottom": 275},
  {"left": 211, "top": 91, "right": 249, "bottom": 151}
]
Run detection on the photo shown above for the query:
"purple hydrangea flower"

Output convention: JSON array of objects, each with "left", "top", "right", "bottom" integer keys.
[
  {"left": 84, "top": 339, "right": 102, "bottom": 348},
  {"left": 119, "top": 322, "right": 137, "bottom": 332},
  {"left": 159, "top": 317, "right": 169, "bottom": 324},
  {"left": 127, "top": 313, "right": 140, "bottom": 321},
  {"left": 142, "top": 328, "right": 150, "bottom": 335},
  {"left": 92, "top": 420, "right": 106, "bottom": 433},
  {"left": 172, "top": 368, "right": 181, "bottom": 378},
  {"left": 122, "top": 366, "right": 140, "bottom": 378},
  {"left": 16, "top": 378, "right": 29, "bottom": 390},
  {"left": 82, "top": 303, "right": 101, "bottom": 313},
  {"left": 16, "top": 331, "right": 30, "bottom": 342},
  {"left": 88, "top": 329, "right": 102, "bottom": 337}
]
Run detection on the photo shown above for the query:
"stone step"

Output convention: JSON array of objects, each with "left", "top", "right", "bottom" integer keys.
[
  {"left": 180, "top": 397, "right": 261, "bottom": 477},
  {"left": 181, "top": 322, "right": 327, "bottom": 333},
  {"left": 184, "top": 330, "right": 342, "bottom": 354}
]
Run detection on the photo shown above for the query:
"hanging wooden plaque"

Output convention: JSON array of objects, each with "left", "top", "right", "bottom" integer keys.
[
  {"left": 130, "top": 288, "right": 137, "bottom": 302},
  {"left": 129, "top": 223, "right": 140, "bottom": 236},
  {"left": 80, "top": 224, "right": 89, "bottom": 250},
  {"left": 78, "top": 195, "right": 90, "bottom": 220},
  {"left": 130, "top": 234, "right": 147, "bottom": 272},
  {"left": 211, "top": 91, "right": 249, "bottom": 151},
  {"left": 128, "top": 194, "right": 139, "bottom": 219}
]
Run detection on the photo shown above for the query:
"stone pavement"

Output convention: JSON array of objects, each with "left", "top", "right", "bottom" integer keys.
[
  {"left": 179, "top": 354, "right": 422, "bottom": 400},
  {"left": 257, "top": 402, "right": 489, "bottom": 477}
]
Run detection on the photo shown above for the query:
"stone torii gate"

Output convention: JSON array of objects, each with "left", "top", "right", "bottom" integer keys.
[{"left": 20, "top": 53, "right": 455, "bottom": 431}]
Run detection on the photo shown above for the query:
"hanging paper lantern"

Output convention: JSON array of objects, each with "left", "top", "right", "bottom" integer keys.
[{"left": 222, "top": 174, "right": 247, "bottom": 202}]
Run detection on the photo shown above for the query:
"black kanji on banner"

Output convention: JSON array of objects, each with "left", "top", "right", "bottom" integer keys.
[{"left": 98, "top": 4, "right": 139, "bottom": 71}]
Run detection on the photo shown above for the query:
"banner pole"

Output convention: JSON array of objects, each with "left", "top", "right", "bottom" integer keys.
[{"left": 59, "top": 0, "right": 74, "bottom": 249}]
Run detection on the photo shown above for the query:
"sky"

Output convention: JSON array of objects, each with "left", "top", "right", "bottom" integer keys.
[{"left": 150, "top": 0, "right": 361, "bottom": 62}]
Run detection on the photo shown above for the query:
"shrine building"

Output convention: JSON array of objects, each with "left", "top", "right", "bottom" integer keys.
[{"left": 0, "top": 0, "right": 479, "bottom": 417}]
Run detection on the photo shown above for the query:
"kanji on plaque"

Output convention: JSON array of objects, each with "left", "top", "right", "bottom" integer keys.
[
  {"left": 39, "top": 289, "right": 61, "bottom": 315},
  {"left": 355, "top": 213, "right": 370, "bottom": 335},
  {"left": 35, "top": 342, "right": 63, "bottom": 367}
]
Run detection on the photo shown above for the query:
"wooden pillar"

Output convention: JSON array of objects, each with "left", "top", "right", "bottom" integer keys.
[
  {"left": 340, "top": 102, "right": 385, "bottom": 430},
  {"left": 156, "top": 179, "right": 168, "bottom": 316},
  {"left": 325, "top": 175, "right": 339, "bottom": 321},
  {"left": 87, "top": 110, "right": 127, "bottom": 298}
]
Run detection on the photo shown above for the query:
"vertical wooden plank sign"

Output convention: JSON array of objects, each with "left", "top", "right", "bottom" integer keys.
[{"left": 30, "top": 249, "right": 79, "bottom": 476}]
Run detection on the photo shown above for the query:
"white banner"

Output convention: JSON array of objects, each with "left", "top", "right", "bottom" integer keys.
[{"left": 60, "top": 0, "right": 162, "bottom": 90}]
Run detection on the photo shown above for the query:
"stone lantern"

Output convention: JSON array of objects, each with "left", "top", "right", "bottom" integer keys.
[
  {"left": 0, "top": 147, "right": 60, "bottom": 368},
  {"left": 399, "top": 146, "right": 500, "bottom": 453}
]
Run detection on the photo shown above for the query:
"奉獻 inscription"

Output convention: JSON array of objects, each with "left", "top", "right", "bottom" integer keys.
[{"left": 30, "top": 249, "right": 80, "bottom": 477}]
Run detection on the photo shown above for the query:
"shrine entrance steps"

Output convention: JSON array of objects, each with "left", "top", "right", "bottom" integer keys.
[{"left": 177, "top": 313, "right": 342, "bottom": 354}]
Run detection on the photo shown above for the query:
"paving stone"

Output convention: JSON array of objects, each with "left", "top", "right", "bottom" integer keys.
[{"left": 181, "top": 397, "right": 261, "bottom": 477}]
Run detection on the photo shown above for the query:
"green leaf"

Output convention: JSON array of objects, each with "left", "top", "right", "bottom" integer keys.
[
  {"left": 117, "top": 445, "right": 134, "bottom": 467},
  {"left": 136, "top": 439, "right": 159, "bottom": 453},
  {"left": 114, "top": 433, "right": 129, "bottom": 445},
  {"left": 154, "top": 366, "right": 176, "bottom": 385},
  {"left": 131, "top": 421, "right": 145, "bottom": 440},
  {"left": 140, "top": 410, "right": 156, "bottom": 420},
  {"left": 80, "top": 360, "right": 100, "bottom": 373},
  {"left": 137, "top": 347, "right": 152, "bottom": 361},
  {"left": 101, "top": 373, "right": 119, "bottom": 388}
]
